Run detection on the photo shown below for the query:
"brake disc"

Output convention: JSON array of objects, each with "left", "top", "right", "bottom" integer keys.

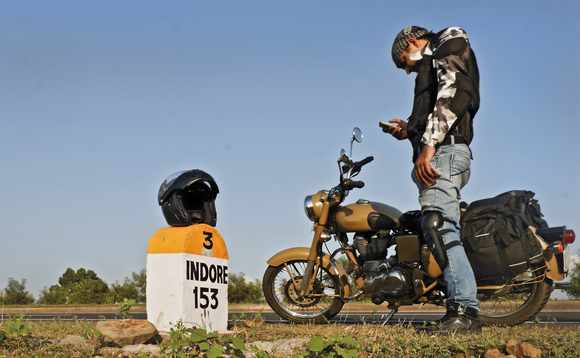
[{"left": 283, "top": 276, "right": 323, "bottom": 308}]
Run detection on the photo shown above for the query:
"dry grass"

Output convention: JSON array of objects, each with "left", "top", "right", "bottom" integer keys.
[
  {"left": 1, "top": 317, "right": 579, "bottom": 357},
  {"left": 238, "top": 322, "right": 580, "bottom": 357}
]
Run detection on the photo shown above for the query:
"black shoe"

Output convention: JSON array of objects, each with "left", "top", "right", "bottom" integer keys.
[{"left": 417, "top": 302, "right": 482, "bottom": 335}]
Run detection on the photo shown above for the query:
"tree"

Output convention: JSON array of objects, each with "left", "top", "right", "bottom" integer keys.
[
  {"left": 227, "top": 272, "right": 264, "bottom": 304},
  {"left": 110, "top": 269, "right": 147, "bottom": 304},
  {"left": 39, "top": 268, "right": 112, "bottom": 305},
  {"left": 58, "top": 268, "right": 99, "bottom": 287},
  {"left": 1, "top": 278, "right": 35, "bottom": 305},
  {"left": 565, "top": 251, "right": 580, "bottom": 300}
]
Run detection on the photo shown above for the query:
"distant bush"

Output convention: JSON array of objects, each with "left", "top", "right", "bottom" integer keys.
[
  {"left": 1, "top": 278, "right": 35, "bottom": 305},
  {"left": 565, "top": 251, "right": 580, "bottom": 300},
  {"left": 110, "top": 269, "right": 146, "bottom": 304},
  {"left": 228, "top": 272, "right": 264, "bottom": 304},
  {"left": 39, "top": 268, "right": 111, "bottom": 305}
]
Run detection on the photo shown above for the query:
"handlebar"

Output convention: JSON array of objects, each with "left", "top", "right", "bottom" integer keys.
[
  {"left": 337, "top": 156, "right": 373, "bottom": 192},
  {"left": 355, "top": 156, "right": 374, "bottom": 168},
  {"left": 342, "top": 180, "right": 365, "bottom": 190},
  {"left": 342, "top": 156, "right": 374, "bottom": 173}
]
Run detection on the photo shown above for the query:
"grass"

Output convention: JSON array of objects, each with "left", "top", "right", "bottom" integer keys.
[
  {"left": 238, "top": 323, "right": 580, "bottom": 357},
  {"left": 1, "top": 316, "right": 579, "bottom": 357},
  {"left": 0, "top": 316, "right": 95, "bottom": 357}
]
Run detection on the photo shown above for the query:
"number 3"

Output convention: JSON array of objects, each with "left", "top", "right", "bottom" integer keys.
[{"left": 202, "top": 231, "right": 213, "bottom": 250}]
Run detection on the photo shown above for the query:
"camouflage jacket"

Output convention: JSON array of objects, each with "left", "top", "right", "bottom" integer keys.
[{"left": 406, "top": 27, "right": 480, "bottom": 162}]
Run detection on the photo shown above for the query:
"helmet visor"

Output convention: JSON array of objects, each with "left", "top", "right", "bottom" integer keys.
[{"left": 158, "top": 170, "right": 188, "bottom": 203}]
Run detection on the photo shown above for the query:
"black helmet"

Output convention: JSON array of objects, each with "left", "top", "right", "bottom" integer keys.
[{"left": 158, "top": 169, "right": 219, "bottom": 227}]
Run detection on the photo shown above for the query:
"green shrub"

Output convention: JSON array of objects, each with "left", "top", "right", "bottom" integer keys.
[
  {"left": 565, "top": 250, "right": 580, "bottom": 300},
  {"left": 110, "top": 269, "right": 147, "bottom": 304},
  {"left": 227, "top": 272, "right": 264, "bottom": 304},
  {"left": 1, "top": 278, "right": 35, "bottom": 305},
  {"left": 39, "top": 268, "right": 112, "bottom": 305},
  {"left": 162, "top": 322, "right": 246, "bottom": 357}
]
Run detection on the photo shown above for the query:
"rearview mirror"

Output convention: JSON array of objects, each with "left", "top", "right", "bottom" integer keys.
[
  {"left": 340, "top": 149, "right": 350, "bottom": 164},
  {"left": 353, "top": 127, "right": 362, "bottom": 143}
]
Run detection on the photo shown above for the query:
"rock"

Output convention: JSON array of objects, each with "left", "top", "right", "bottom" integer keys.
[
  {"left": 484, "top": 349, "right": 504, "bottom": 358},
  {"left": 506, "top": 339, "right": 520, "bottom": 356},
  {"left": 246, "top": 338, "right": 309, "bottom": 358},
  {"left": 123, "top": 343, "right": 161, "bottom": 354},
  {"left": 99, "top": 344, "right": 161, "bottom": 355},
  {"left": 519, "top": 343, "right": 542, "bottom": 358},
  {"left": 244, "top": 317, "right": 265, "bottom": 328},
  {"left": 56, "top": 335, "right": 91, "bottom": 349},
  {"left": 96, "top": 319, "right": 158, "bottom": 347},
  {"left": 505, "top": 339, "right": 542, "bottom": 358}
]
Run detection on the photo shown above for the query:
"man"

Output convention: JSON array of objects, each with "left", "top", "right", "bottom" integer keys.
[{"left": 384, "top": 26, "right": 481, "bottom": 334}]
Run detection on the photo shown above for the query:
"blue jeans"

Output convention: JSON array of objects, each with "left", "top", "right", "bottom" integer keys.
[{"left": 412, "top": 143, "right": 480, "bottom": 310}]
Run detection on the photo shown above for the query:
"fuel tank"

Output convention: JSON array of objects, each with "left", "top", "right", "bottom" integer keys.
[{"left": 335, "top": 199, "right": 402, "bottom": 232}]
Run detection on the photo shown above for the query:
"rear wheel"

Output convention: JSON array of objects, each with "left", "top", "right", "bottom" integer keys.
[
  {"left": 262, "top": 260, "right": 345, "bottom": 324},
  {"left": 478, "top": 266, "right": 552, "bottom": 326}
]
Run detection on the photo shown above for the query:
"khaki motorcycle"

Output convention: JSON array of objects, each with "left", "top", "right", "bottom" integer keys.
[{"left": 262, "top": 127, "right": 575, "bottom": 325}]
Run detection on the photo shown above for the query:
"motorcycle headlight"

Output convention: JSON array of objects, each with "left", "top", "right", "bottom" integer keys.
[
  {"left": 304, "top": 195, "right": 316, "bottom": 221},
  {"left": 304, "top": 191, "right": 332, "bottom": 222}
]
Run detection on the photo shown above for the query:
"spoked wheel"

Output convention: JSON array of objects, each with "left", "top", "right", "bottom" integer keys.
[
  {"left": 262, "top": 260, "right": 345, "bottom": 324},
  {"left": 478, "top": 266, "right": 553, "bottom": 326}
]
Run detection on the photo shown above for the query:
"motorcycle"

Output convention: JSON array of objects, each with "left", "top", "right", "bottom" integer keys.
[{"left": 262, "top": 127, "right": 575, "bottom": 326}]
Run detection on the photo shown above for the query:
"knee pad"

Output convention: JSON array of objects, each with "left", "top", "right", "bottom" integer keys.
[{"left": 421, "top": 211, "right": 460, "bottom": 271}]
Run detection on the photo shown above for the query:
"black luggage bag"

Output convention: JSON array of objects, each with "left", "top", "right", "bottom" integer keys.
[{"left": 460, "top": 190, "right": 547, "bottom": 282}]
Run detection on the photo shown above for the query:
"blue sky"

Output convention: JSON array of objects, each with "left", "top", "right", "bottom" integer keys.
[{"left": 1, "top": 0, "right": 579, "bottom": 300}]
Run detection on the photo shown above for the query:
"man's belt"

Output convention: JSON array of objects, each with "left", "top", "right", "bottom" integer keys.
[{"left": 440, "top": 135, "right": 466, "bottom": 146}]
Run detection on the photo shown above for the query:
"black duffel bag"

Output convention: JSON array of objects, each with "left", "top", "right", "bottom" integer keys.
[{"left": 460, "top": 190, "right": 547, "bottom": 281}]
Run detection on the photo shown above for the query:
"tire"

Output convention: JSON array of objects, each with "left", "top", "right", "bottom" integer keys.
[
  {"left": 262, "top": 260, "right": 345, "bottom": 324},
  {"left": 478, "top": 266, "right": 553, "bottom": 326}
]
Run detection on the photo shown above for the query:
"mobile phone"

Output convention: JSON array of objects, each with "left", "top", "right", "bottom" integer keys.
[
  {"left": 379, "top": 121, "right": 395, "bottom": 129},
  {"left": 430, "top": 165, "right": 442, "bottom": 179}
]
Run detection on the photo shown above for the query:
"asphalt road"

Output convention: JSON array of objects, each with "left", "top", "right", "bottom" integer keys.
[
  {"left": 254, "top": 310, "right": 580, "bottom": 328},
  {"left": 3, "top": 308, "right": 579, "bottom": 329}
]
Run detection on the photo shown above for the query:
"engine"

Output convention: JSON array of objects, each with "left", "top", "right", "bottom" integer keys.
[
  {"left": 352, "top": 232, "right": 413, "bottom": 298},
  {"left": 361, "top": 264, "right": 412, "bottom": 298}
]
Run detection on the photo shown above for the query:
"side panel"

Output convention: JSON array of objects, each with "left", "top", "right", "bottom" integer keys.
[
  {"left": 266, "top": 247, "right": 351, "bottom": 298},
  {"left": 396, "top": 235, "right": 422, "bottom": 262},
  {"left": 420, "top": 244, "right": 443, "bottom": 278}
]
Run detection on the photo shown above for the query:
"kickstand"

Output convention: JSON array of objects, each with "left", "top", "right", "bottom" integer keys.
[{"left": 380, "top": 307, "right": 398, "bottom": 327}]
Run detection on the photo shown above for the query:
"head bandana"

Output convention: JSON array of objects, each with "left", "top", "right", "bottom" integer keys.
[{"left": 392, "top": 26, "right": 429, "bottom": 68}]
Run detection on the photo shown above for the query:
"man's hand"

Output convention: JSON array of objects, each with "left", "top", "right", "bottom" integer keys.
[
  {"left": 414, "top": 145, "right": 437, "bottom": 186},
  {"left": 383, "top": 119, "right": 408, "bottom": 140}
]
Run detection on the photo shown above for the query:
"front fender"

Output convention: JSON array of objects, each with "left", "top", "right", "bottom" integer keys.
[{"left": 266, "top": 247, "right": 351, "bottom": 299}]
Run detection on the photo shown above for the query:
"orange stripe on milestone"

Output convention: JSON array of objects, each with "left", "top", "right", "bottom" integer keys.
[{"left": 147, "top": 224, "right": 228, "bottom": 259}]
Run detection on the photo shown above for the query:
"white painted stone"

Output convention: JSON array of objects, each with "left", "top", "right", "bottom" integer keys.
[{"left": 146, "top": 224, "right": 229, "bottom": 333}]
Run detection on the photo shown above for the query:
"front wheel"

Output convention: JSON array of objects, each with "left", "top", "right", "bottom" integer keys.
[
  {"left": 262, "top": 260, "right": 345, "bottom": 324},
  {"left": 478, "top": 266, "right": 553, "bottom": 326}
]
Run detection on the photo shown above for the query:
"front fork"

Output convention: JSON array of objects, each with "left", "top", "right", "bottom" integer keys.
[{"left": 299, "top": 198, "right": 331, "bottom": 297}]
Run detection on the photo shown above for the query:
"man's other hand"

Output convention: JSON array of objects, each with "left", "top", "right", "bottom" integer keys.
[
  {"left": 414, "top": 145, "right": 437, "bottom": 186},
  {"left": 383, "top": 119, "right": 408, "bottom": 140}
]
